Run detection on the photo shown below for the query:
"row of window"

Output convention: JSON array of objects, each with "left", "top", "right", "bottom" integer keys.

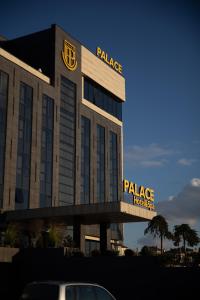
[
  {"left": 84, "top": 77, "right": 122, "bottom": 120},
  {"left": 0, "top": 72, "right": 119, "bottom": 209},
  {"left": 80, "top": 116, "right": 119, "bottom": 204}
]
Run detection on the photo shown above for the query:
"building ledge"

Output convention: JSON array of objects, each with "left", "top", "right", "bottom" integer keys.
[{"left": 2, "top": 201, "right": 156, "bottom": 225}]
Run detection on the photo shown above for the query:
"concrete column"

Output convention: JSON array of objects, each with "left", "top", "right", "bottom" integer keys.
[
  {"left": 73, "top": 221, "right": 85, "bottom": 253},
  {"left": 100, "top": 223, "right": 111, "bottom": 254}
]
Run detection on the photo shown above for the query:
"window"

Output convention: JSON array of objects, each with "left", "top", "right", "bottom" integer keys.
[
  {"left": 81, "top": 116, "right": 90, "bottom": 204},
  {"left": 95, "top": 286, "right": 115, "bottom": 300},
  {"left": 110, "top": 223, "right": 123, "bottom": 240},
  {"left": 76, "top": 285, "right": 96, "bottom": 300},
  {"left": 0, "top": 70, "right": 8, "bottom": 208},
  {"left": 109, "top": 132, "right": 118, "bottom": 202},
  {"left": 66, "top": 286, "right": 75, "bottom": 300},
  {"left": 85, "top": 240, "right": 100, "bottom": 256},
  {"left": 15, "top": 82, "right": 33, "bottom": 209},
  {"left": 97, "top": 125, "right": 105, "bottom": 203},
  {"left": 84, "top": 77, "right": 122, "bottom": 120},
  {"left": 40, "top": 95, "right": 54, "bottom": 207},
  {"left": 59, "top": 76, "right": 76, "bottom": 206}
]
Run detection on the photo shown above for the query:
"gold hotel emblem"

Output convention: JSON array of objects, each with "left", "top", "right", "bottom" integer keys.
[{"left": 61, "top": 40, "right": 77, "bottom": 71}]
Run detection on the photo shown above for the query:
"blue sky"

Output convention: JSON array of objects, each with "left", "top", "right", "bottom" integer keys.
[{"left": 1, "top": 0, "right": 200, "bottom": 249}]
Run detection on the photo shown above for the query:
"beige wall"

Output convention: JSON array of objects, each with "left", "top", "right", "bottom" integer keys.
[
  {"left": 81, "top": 46, "right": 125, "bottom": 101},
  {"left": 0, "top": 48, "right": 50, "bottom": 84}
]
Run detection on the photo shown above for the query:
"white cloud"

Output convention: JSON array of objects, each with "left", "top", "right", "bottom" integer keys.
[
  {"left": 168, "top": 195, "right": 174, "bottom": 201},
  {"left": 157, "top": 178, "right": 200, "bottom": 225},
  {"left": 191, "top": 178, "right": 200, "bottom": 187},
  {"left": 141, "top": 160, "right": 167, "bottom": 167},
  {"left": 124, "top": 144, "right": 173, "bottom": 168},
  {"left": 135, "top": 178, "right": 200, "bottom": 249},
  {"left": 177, "top": 158, "right": 196, "bottom": 166}
]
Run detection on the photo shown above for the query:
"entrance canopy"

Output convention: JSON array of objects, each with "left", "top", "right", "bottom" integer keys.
[{"left": 3, "top": 201, "right": 156, "bottom": 225}]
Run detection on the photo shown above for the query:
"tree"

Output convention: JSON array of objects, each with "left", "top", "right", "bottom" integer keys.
[
  {"left": 140, "top": 246, "right": 154, "bottom": 256},
  {"left": 144, "top": 215, "right": 171, "bottom": 254},
  {"left": 47, "top": 225, "right": 62, "bottom": 247},
  {"left": 4, "top": 224, "right": 18, "bottom": 247},
  {"left": 173, "top": 224, "right": 199, "bottom": 253}
]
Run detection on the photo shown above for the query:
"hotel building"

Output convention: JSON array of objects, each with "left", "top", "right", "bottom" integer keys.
[{"left": 0, "top": 25, "right": 156, "bottom": 254}]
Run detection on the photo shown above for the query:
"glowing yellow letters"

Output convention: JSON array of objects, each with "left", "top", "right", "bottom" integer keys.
[
  {"left": 96, "top": 47, "right": 123, "bottom": 74},
  {"left": 123, "top": 180, "right": 154, "bottom": 201},
  {"left": 123, "top": 179, "right": 155, "bottom": 210}
]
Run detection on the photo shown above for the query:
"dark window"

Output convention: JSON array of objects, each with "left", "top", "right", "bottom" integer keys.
[
  {"left": 59, "top": 76, "right": 76, "bottom": 206},
  {"left": 15, "top": 82, "right": 33, "bottom": 209},
  {"left": 40, "top": 95, "right": 54, "bottom": 207},
  {"left": 97, "top": 125, "right": 105, "bottom": 203},
  {"left": 66, "top": 286, "right": 76, "bottom": 300},
  {"left": 85, "top": 240, "right": 100, "bottom": 256},
  {"left": 76, "top": 285, "right": 96, "bottom": 300},
  {"left": 0, "top": 70, "right": 8, "bottom": 208},
  {"left": 84, "top": 77, "right": 122, "bottom": 121},
  {"left": 81, "top": 116, "right": 90, "bottom": 204},
  {"left": 95, "top": 286, "right": 115, "bottom": 300},
  {"left": 109, "top": 132, "right": 118, "bottom": 202},
  {"left": 110, "top": 223, "right": 123, "bottom": 240}
]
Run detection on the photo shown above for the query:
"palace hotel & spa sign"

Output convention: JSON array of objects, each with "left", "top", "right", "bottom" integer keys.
[{"left": 123, "top": 179, "right": 155, "bottom": 211}]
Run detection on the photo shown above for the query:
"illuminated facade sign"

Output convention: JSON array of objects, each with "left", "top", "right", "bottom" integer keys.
[
  {"left": 123, "top": 179, "right": 155, "bottom": 210},
  {"left": 96, "top": 47, "right": 122, "bottom": 74},
  {"left": 62, "top": 40, "right": 77, "bottom": 71}
]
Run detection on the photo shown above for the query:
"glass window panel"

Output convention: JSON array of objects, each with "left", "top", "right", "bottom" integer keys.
[
  {"left": 84, "top": 78, "right": 89, "bottom": 99},
  {"left": 95, "top": 287, "right": 114, "bottom": 300},
  {"left": 77, "top": 286, "right": 96, "bottom": 300},
  {"left": 59, "top": 77, "right": 76, "bottom": 206},
  {"left": 109, "top": 131, "right": 118, "bottom": 202},
  {"left": 83, "top": 77, "right": 122, "bottom": 120},
  {"left": 15, "top": 82, "right": 33, "bottom": 210},
  {"left": 97, "top": 125, "right": 105, "bottom": 203},
  {"left": 65, "top": 286, "right": 75, "bottom": 300},
  {"left": 80, "top": 116, "right": 90, "bottom": 204},
  {"left": 39, "top": 95, "right": 54, "bottom": 208}
]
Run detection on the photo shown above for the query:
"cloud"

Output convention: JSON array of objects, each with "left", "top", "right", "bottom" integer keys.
[
  {"left": 177, "top": 158, "right": 196, "bottom": 166},
  {"left": 191, "top": 178, "right": 200, "bottom": 187},
  {"left": 157, "top": 178, "right": 200, "bottom": 225},
  {"left": 135, "top": 178, "right": 200, "bottom": 249},
  {"left": 124, "top": 144, "right": 173, "bottom": 168}
]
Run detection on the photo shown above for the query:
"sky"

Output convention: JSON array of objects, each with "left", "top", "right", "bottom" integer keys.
[{"left": 1, "top": 0, "right": 200, "bottom": 250}]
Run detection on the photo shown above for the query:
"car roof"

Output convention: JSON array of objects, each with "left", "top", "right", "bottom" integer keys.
[{"left": 27, "top": 281, "right": 103, "bottom": 287}]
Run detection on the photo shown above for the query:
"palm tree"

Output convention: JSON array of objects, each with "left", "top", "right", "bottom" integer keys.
[
  {"left": 173, "top": 224, "right": 199, "bottom": 253},
  {"left": 144, "top": 215, "right": 171, "bottom": 254}
]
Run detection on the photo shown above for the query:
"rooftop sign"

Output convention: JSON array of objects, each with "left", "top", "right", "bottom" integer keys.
[
  {"left": 96, "top": 47, "right": 122, "bottom": 75},
  {"left": 123, "top": 179, "right": 155, "bottom": 211}
]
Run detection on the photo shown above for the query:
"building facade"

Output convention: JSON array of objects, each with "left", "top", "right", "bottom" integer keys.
[{"left": 0, "top": 25, "right": 156, "bottom": 254}]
